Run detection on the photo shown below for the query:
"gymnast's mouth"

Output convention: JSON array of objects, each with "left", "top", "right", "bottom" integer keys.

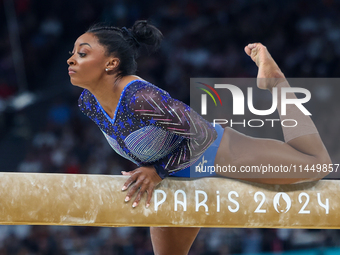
[{"left": 68, "top": 68, "right": 76, "bottom": 74}]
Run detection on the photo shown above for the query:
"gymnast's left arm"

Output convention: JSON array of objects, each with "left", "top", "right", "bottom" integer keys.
[
  {"left": 129, "top": 84, "right": 217, "bottom": 177},
  {"left": 121, "top": 84, "right": 217, "bottom": 207}
]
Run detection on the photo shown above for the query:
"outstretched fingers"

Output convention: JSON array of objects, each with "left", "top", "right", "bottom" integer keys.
[
  {"left": 132, "top": 182, "right": 149, "bottom": 207},
  {"left": 121, "top": 170, "right": 137, "bottom": 191},
  {"left": 128, "top": 178, "right": 157, "bottom": 208},
  {"left": 146, "top": 184, "right": 157, "bottom": 208},
  {"left": 121, "top": 166, "right": 162, "bottom": 208},
  {"left": 124, "top": 174, "right": 144, "bottom": 202}
]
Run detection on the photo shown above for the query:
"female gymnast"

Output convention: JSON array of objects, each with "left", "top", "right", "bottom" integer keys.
[{"left": 67, "top": 20, "right": 331, "bottom": 255}]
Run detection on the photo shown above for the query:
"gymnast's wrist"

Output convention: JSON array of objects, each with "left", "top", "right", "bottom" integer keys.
[{"left": 153, "top": 164, "right": 169, "bottom": 179}]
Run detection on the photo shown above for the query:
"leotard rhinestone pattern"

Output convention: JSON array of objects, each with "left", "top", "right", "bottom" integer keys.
[{"left": 78, "top": 80, "right": 217, "bottom": 178}]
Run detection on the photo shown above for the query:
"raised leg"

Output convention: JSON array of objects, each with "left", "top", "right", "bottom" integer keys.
[
  {"left": 214, "top": 43, "right": 330, "bottom": 184},
  {"left": 150, "top": 227, "right": 200, "bottom": 255}
]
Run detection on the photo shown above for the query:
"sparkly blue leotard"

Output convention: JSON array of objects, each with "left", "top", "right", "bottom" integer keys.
[{"left": 79, "top": 79, "right": 222, "bottom": 178}]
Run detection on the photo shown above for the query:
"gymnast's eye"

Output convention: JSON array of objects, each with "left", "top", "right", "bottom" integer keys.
[{"left": 78, "top": 52, "right": 86, "bottom": 58}]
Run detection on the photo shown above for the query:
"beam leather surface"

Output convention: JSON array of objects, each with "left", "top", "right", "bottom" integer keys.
[{"left": 0, "top": 173, "right": 337, "bottom": 228}]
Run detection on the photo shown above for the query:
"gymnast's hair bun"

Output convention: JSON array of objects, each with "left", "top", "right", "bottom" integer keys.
[{"left": 131, "top": 20, "right": 163, "bottom": 51}]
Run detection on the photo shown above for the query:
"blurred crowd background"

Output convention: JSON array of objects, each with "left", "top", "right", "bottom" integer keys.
[{"left": 1, "top": 0, "right": 340, "bottom": 254}]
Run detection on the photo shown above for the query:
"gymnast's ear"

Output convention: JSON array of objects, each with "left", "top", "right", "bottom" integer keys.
[{"left": 106, "top": 57, "right": 120, "bottom": 71}]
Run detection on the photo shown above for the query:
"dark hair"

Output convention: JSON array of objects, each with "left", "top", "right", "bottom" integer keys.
[{"left": 86, "top": 20, "right": 163, "bottom": 77}]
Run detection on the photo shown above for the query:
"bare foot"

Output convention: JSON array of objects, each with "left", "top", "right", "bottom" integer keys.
[{"left": 244, "top": 43, "right": 285, "bottom": 90}]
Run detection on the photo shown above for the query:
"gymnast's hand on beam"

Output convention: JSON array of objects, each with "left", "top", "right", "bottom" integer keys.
[{"left": 121, "top": 166, "right": 162, "bottom": 208}]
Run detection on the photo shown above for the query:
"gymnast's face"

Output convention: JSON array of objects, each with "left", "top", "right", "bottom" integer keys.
[{"left": 67, "top": 33, "right": 116, "bottom": 89}]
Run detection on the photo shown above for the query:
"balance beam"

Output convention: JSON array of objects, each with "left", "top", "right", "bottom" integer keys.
[{"left": 0, "top": 173, "right": 337, "bottom": 228}]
